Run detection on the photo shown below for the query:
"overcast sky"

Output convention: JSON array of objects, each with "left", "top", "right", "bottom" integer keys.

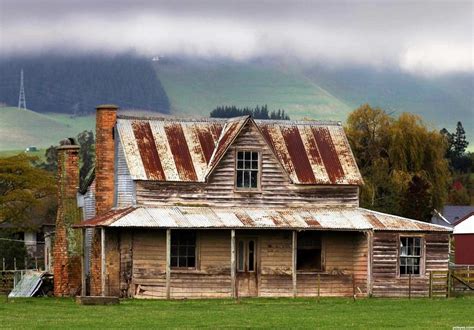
[{"left": 0, "top": 0, "right": 472, "bottom": 75}]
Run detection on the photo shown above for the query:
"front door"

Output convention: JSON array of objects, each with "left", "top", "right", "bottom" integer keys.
[{"left": 236, "top": 238, "right": 258, "bottom": 297}]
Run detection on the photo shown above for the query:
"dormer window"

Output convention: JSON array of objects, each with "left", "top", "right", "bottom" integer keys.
[{"left": 236, "top": 151, "right": 260, "bottom": 189}]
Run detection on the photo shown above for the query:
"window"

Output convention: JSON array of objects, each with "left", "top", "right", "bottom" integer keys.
[
  {"left": 399, "top": 237, "right": 422, "bottom": 275},
  {"left": 236, "top": 151, "right": 259, "bottom": 189},
  {"left": 297, "top": 232, "right": 323, "bottom": 271},
  {"left": 171, "top": 231, "right": 196, "bottom": 269},
  {"left": 237, "top": 239, "right": 256, "bottom": 272}
]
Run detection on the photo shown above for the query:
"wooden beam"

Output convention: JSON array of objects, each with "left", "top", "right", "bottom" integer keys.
[
  {"left": 292, "top": 230, "right": 297, "bottom": 298},
  {"left": 166, "top": 229, "right": 171, "bottom": 299},
  {"left": 230, "top": 229, "right": 236, "bottom": 298},
  {"left": 81, "top": 228, "right": 86, "bottom": 297},
  {"left": 101, "top": 227, "right": 106, "bottom": 297},
  {"left": 366, "top": 231, "right": 373, "bottom": 297}
]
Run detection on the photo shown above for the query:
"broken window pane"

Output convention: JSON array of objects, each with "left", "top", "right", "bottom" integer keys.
[
  {"left": 399, "top": 237, "right": 422, "bottom": 275},
  {"left": 236, "top": 151, "right": 260, "bottom": 189}
]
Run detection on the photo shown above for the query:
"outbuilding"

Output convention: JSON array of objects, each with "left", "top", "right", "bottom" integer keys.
[{"left": 453, "top": 212, "right": 474, "bottom": 265}]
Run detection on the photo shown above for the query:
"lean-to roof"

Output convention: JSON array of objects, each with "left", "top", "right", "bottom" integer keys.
[{"left": 76, "top": 206, "right": 450, "bottom": 232}]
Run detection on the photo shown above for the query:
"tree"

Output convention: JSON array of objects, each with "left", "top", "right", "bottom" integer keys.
[
  {"left": 453, "top": 121, "right": 469, "bottom": 157},
  {"left": 440, "top": 121, "right": 471, "bottom": 173},
  {"left": 0, "top": 154, "right": 56, "bottom": 229},
  {"left": 77, "top": 130, "right": 95, "bottom": 184},
  {"left": 346, "top": 105, "right": 451, "bottom": 221},
  {"left": 41, "top": 145, "right": 58, "bottom": 172}
]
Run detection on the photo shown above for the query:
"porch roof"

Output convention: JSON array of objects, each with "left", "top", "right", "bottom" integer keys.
[{"left": 75, "top": 206, "right": 451, "bottom": 232}]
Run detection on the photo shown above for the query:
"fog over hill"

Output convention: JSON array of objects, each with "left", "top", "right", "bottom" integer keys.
[{"left": 0, "top": 54, "right": 472, "bottom": 151}]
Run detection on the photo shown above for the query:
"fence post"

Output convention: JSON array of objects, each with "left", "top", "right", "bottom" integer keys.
[
  {"left": 35, "top": 257, "right": 38, "bottom": 270},
  {"left": 24, "top": 257, "right": 27, "bottom": 270},
  {"left": 408, "top": 274, "right": 412, "bottom": 299},
  {"left": 2, "top": 258, "right": 4, "bottom": 271},
  {"left": 429, "top": 271, "right": 433, "bottom": 299},
  {"left": 447, "top": 270, "right": 451, "bottom": 298}
]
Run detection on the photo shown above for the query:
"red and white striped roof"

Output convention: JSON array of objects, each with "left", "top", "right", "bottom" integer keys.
[{"left": 116, "top": 116, "right": 363, "bottom": 185}]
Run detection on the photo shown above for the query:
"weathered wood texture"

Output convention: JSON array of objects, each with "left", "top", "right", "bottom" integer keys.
[
  {"left": 371, "top": 232, "right": 449, "bottom": 298},
  {"left": 133, "top": 123, "right": 359, "bottom": 208},
  {"left": 123, "top": 229, "right": 367, "bottom": 299}
]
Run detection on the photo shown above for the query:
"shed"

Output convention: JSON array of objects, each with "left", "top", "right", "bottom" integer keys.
[{"left": 453, "top": 212, "right": 474, "bottom": 265}]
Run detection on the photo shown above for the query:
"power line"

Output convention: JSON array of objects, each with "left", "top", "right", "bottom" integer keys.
[{"left": 18, "top": 69, "right": 27, "bottom": 110}]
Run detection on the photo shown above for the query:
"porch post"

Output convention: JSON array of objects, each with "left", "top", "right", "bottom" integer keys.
[
  {"left": 166, "top": 229, "right": 171, "bottom": 299},
  {"left": 366, "top": 231, "right": 373, "bottom": 297},
  {"left": 230, "top": 229, "right": 236, "bottom": 298},
  {"left": 81, "top": 228, "right": 86, "bottom": 297},
  {"left": 292, "top": 230, "right": 297, "bottom": 297},
  {"left": 101, "top": 227, "right": 106, "bottom": 297}
]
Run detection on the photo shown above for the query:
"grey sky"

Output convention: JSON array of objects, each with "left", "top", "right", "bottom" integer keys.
[{"left": 1, "top": 0, "right": 472, "bottom": 75}]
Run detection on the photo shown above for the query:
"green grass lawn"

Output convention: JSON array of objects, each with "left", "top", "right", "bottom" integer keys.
[{"left": 1, "top": 297, "right": 473, "bottom": 329}]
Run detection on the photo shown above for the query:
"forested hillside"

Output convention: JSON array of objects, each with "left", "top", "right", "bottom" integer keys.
[{"left": 0, "top": 55, "right": 170, "bottom": 115}]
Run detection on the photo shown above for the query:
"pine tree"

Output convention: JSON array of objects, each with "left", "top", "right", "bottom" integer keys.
[{"left": 453, "top": 121, "right": 469, "bottom": 157}]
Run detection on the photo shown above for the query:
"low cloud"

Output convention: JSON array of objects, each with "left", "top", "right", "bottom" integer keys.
[{"left": 0, "top": 0, "right": 472, "bottom": 75}]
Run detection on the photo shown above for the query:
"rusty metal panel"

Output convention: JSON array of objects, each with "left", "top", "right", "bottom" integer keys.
[
  {"left": 280, "top": 125, "right": 316, "bottom": 184},
  {"left": 298, "top": 125, "right": 330, "bottom": 184},
  {"left": 79, "top": 205, "right": 450, "bottom": 232},
  {"left": 328, "top": 126, "right": 363, "bottom": 185},
  {"left": 258, "top": 123, "right": 298, "bottom": 183},
  {"left": 117, "top": 120, "right": 147, "bottom": 180},
  {"left": 311, "top": 126, "right": 345, "bottom": 184},
  {"left": 117, "top": 116, "right": 363, "bottom": 185}
]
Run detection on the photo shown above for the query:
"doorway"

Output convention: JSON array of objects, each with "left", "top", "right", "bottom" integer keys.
[{"left": 236, "top": 237, "right": 258, "bottom": 297}]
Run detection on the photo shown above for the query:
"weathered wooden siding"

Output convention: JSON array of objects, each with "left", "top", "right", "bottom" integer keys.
[
  {"left": 130, "top": 230, "right": 232, "bottom": 299},
  {"left": 134, "top": 122, "right": 359, "bottom": 208},
  {"left": 296, "top": 232, "right": 367, "bottom": 297},
  {"left": 123, "top": 229, "right": 368, "bottom": 299},
  {"left": 371, "top": 232, "right": 449, "bottom": 297}
]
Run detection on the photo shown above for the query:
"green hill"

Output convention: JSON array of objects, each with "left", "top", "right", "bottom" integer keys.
[
  {"left": 0, "top": 107, "right": 94, "bottom": 150},
  {"left": 155, "top": 59, "right": 352, "bottom": 121}
]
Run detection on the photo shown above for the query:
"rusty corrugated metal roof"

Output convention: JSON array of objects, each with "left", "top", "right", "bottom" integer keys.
[
  {"left": 77, "top": 206, "right": 451, "bottom": 232},
  {"left": 117, "top": 116, "right": 363, "bottom": 185}
]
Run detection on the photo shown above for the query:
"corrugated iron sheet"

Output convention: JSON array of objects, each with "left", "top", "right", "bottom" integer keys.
[
  {"left": 116, "top": 116, "right": 363, "bottom": 185},
  {"left": 8, "top": 271, "right": 47, "bottom": 297},
  {"left": 77, "top": 206, "right": 451, "bottom": 232}
]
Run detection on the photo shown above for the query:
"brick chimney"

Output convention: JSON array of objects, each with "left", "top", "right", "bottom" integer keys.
[
  {"left": 53, "top": 139, "right": 82, "bottom": 296},
  {"left": 91, "top": 104, "right": 118, "bottom": 296},
  {"left": 95, "top": 104, "right": 118, "bottom": 216}
]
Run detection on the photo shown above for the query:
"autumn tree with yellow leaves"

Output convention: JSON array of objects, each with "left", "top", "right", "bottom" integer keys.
[{"left": 345, "top": 104, "right": 450, "bottom": 221}]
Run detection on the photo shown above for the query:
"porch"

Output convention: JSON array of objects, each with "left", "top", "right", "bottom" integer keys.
[{"left": 99, "top": 228, "right": 369, "bottom": 299}]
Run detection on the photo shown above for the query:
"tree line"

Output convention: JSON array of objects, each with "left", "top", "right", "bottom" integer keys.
[{"left": 210, "top": 105, "right": 290, "bottom": 120}]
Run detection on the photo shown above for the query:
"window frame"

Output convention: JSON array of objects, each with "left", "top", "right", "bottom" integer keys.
[
  {"left": 170, "top": 230, "right": 199, "bottom": 271},
  {"left": 296, "top": 231, "right": 325, "bottom": 273},
  {"left": 234, "top": 149, "right": 262, "bottom": 192},
  {"left": 398, "top": 235, "right": 425, "bottom": 277}
]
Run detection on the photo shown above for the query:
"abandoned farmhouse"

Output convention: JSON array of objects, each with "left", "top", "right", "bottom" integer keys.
[{"left": 53, "top": 105, "right": 451, "bottom": 299}]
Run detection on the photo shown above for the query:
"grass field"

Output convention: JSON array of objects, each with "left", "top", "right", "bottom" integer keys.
[
  {"left": 0, "top": 107, "right": 94, "bottom": 151},
  {"left": 1, "top": 297, "right": 473, "bottom": 329},
  {"left": 155, "top": 60, "right": 352, "bottom": 120}
]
